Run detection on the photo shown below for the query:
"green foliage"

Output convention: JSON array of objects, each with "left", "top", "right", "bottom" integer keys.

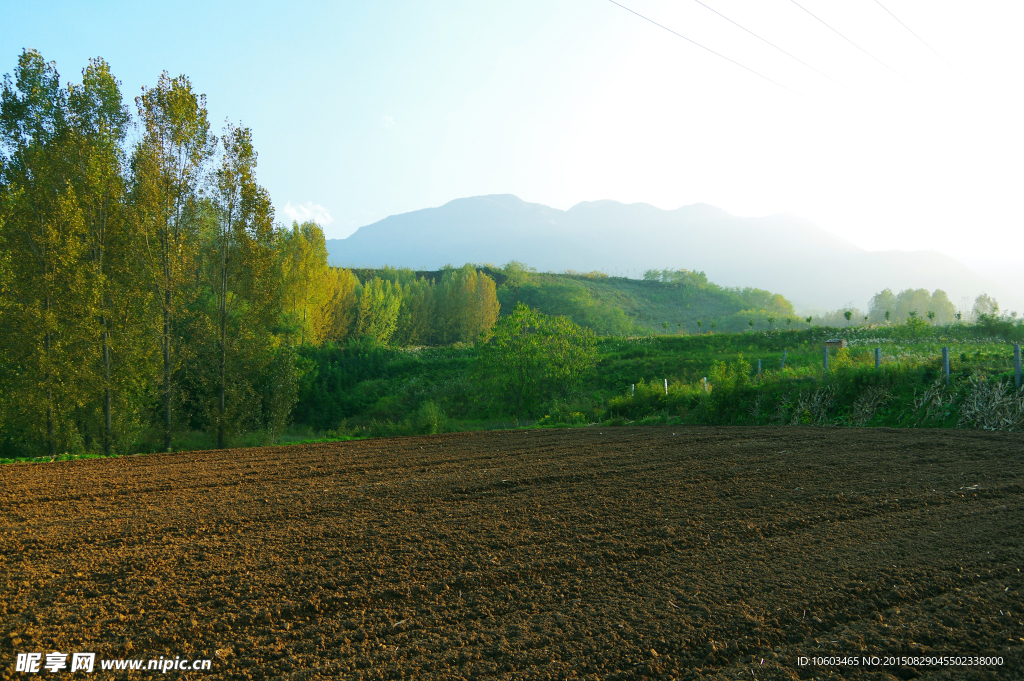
[
  {"left": 391, "top": 276, "right": 433, "bottom": 346},
  {"left": 896, "top": 313, "right": 933, "bottom": 340},
  {"left": 412, "top": 400, "right": 448, "bottom": 435},
  {"left": 431, "top": 264, "right": 500, "bottom": 345},
  {"left": 975, "top": 312, "right": 1024, "bottom": 341},
  {"left": 292, "top": 339, "right": 478, "bottom": 432},
  {"left": 497, "top": 266, "right": 796, "bottom": 336},
  {"left": 594, "top": 327, "right": 1024, "bottom": 430},
  {"left": 972, "top": 293, "right": 999, "bottom": 319},
  {"left": 5, "top": 50, "right": 1023, "bottom": 459},
  {"left": 535, "top": 403, "right": 591, "bottom": 427},
  {"left": 274, "top": 320, "right": 1024, "bottom": 440},
  {"left": 356, "top": 277, "right": 402, "bottom": 344},
  {"left": 730, "top": 287, "right": 794, "bottom": 315},
  {"left": 1, "top": 50, "right": 156, "bottom": 457},
  {"left": 0, "top": 52, "right": 301, "bottom": 458},
  {"left": 345, "top": 265, "right": 501, "bottom": 346},
  {"left": 868, "top": 288, "right": 957, "bottom": 325},
  {"left": 709, "top": 354, "right": 753, "bottom": 391},
  {"left": 133, "top": 69, "right": 217, "bottom": 451},
  {"left": 478, "top": 303, "right": 597, "bottom": 418},
  {"left": 279, "top": 221, "right": 335, "bottom": 345},
  {"left": 199, "top": 122, "right": 284, "bottom": 448},
  {"left": 498, "top": 271, "right": 634, "bottom": 336}
]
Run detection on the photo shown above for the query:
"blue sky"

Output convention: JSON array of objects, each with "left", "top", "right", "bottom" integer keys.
[{"left": 4, "top": 0, "right": 1021, "bottom": 272}]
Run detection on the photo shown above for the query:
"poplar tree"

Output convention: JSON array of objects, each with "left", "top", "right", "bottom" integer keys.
[
  {"left": 0, "top": 50, "right": 99, "bottom": 456},
  {"left": 464, "top": 268, "right": 500, "bottom": 342},
  {"left": 280, "top": 221, "right": 338, "bottom": 346},
  {"left": 206, "top": 123, "right": 281, "bottom": 447},
  {"left": 66, "top": 57, "right": 143, "bottom": 455},
  {"left": 432, "top": 265, "right": 500, "bottom": 345},
  {"left": 322, "top": 267, "right": 359, "bottom": 343},
  {"left": 392, "top": 278, "right": 434, "bottom": 346},
  {"left": 356, "top": 277, "right": 402, "bottom": 344},
  {"left": 131, "top": 72, "right": 215, "bottom": 451}
]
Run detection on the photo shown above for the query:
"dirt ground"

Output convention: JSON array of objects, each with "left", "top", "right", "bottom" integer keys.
[{"left": 1, "top": 426, "right": 1022, "bottom": 680}]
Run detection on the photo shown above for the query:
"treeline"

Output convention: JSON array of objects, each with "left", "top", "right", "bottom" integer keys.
[
  {"left": 634, "top": 268, "right": 797, "bottom": 332},
  {"left": 354, "top": 265, "right": 498, "bottom": 347},
  {"left": 15, "top": 51, "right": 1000, "bottom": 457},
  {"left": 0, "top": 51, "right": 502, "bottom": 458},
  {"left": 0, "top": 51, "right": 295, "bottom": 457},
  {"left": 641, "top": 267, "right": 793, "bottom": 314},
  {"left": 811, "top": 289, "right": 1004, "bottom": 328},
  {"left": 279, "top": 248, "right": 498, "bottom": 348}
]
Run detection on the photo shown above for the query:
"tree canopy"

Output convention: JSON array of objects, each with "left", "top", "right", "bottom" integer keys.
[{"left": 478, "top": 303, "right": 597, "bottom": 418}]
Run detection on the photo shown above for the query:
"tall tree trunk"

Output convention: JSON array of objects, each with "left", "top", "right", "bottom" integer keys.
[
  {"left": 44, "top": 272, "right": 55, "bottom": 457},
  {"left": 102, "top": 318, "right": 111, "bottom": 456},
  {"left": 96, "top": 215, "right": 113, "bottom": 457},
  {"left": 45, "top": 329, "right": 55, "bottom": 458},
  {"left": 163, "top": 290, "right": 172, "bottom": 452},
  {"left": 218, "top": 239, "right": 227, "bottom": 449}
]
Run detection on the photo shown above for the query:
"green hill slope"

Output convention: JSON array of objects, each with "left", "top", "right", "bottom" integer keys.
[
  {"left": 352, "top": 263, "right": 798, "bottom": 336},
  {"left": 488, "top": 265, "right": 797, "bottom": 336}
]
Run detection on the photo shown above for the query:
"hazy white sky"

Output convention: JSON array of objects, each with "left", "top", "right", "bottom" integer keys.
[{"left": 4, "top": 0, "right": 1022, "bottom": 265}]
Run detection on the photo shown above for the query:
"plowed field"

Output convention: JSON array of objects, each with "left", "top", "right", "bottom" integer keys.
[{"left": 2, "top": 426, "right": 1022, "bottom": 680}]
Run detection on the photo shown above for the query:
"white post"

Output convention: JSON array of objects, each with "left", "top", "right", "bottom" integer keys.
[
  {"left": 664, "top": 378, "right": 668, "bottom": 395},
  {"left": 702, "top": 377, "right": 707, "bottom": 393},
  {"left": 631, "top": 383, "right": 635, "bottom": 397}
]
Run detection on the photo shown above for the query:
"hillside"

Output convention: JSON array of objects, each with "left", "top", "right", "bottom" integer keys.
[
  {"left": 326, "top": 194, "right": 1020, "bottom": 312},
  {"left": 352, "top": 264, "right": 796, "bottom": 337},
  {"left": 490, "top": 267, "right": 794, "bottom": 336}
]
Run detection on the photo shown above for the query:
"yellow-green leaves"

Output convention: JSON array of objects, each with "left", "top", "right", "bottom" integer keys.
[
  {"left": 280, "top": 220, "right": 337, "bottom": 346},
  {"left": 433, "top": 265, "right": 500, "bottom": 345},
  {"left": 132, "top": 71, "right": 215, "bottom": 451},
  {"left": 356, "top": 278, "right": 402, "bottom": 344},
  {"left": 0, "top": 49, "right": 113, "bottom": 455}
]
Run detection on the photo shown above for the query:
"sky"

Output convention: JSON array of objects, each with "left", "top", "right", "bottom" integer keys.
[{"left": 4, "top": 0, "right": 1022, "bottom": 271}]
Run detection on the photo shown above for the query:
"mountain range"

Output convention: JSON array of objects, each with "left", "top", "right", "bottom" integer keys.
[{"left": 325, "top": 194, "right": 1020, "bottom": 313}]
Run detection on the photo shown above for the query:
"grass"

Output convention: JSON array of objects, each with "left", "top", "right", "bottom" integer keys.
[
  {"left": 586, "top": 326, "right": 1022, "bottom": 430},
  {"left": 292, "top": 324, "right": 1022, "bottom": 438},
  {"left": 488, "top": 267, "right": 797, "bottom": 336},
  {"left": 4, "top": 322, "right": 1022, "bottom": 463}
]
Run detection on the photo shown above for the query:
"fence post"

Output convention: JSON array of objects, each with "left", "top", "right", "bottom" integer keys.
[
  {"left": 781, "top": 349, "right": 787, "bottom": 369},
  {"left": 875, "top": 347, "right": 881, "bottom": 369},
  {"left": 631, "top": 383, "right": 635, "bottom": 397},
  {"left": 664, "top": 378, "right": 668, "bottom": 395},
  {"left": 942, "top": 346, "right": 950, "bottom": 385},
  {"left": 823, "top": 346, "right": 829, "bottom": 373},
  {"left": 1015, "top": 343, "right": 1022, "bottom": 389},
  {"left": 702, "top": 377, "right": 708, "bottom": 393}
]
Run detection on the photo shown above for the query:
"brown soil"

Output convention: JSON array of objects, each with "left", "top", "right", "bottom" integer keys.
[{"left": 1, "top": 426, "right": 1022, "bottom": 680}]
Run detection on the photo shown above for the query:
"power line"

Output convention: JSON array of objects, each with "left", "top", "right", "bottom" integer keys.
[
  {"left": 872, "top": 0, "right": 964, "bottom": 78},
  {"left": 606, "top": 0, "right": 819, "bottom": 105},
  {"left": 692, "top": 0, "right": 855, "bottom": 94},
  {"left": 788, "top": 0, "right": 915, "bottom": 88}
]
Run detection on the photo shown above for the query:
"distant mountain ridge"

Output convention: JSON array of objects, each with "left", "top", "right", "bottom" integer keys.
[{"left": 326, "top": 194, "right": 1018, "bottom": 312}]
